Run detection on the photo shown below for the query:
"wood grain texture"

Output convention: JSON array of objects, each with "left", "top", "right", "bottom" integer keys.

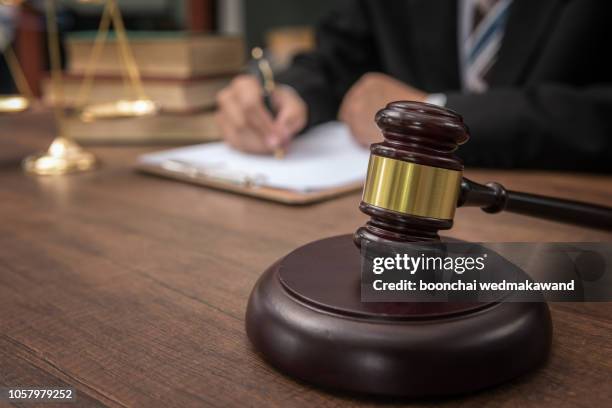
[{"left": 0, "top": 112, "right": 611, "bottom": 407}]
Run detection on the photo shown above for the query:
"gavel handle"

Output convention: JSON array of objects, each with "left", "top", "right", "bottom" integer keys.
[{"left": 458, "top": 178, "right": 612, "bottom": 230}]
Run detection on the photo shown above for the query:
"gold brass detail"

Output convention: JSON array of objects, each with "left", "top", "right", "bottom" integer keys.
[
  {"left": 362, "top": 155, "right": 462, "bottom": 220},
  {"left": 23, "top": 0, "right": 97, "bottom": 175}
]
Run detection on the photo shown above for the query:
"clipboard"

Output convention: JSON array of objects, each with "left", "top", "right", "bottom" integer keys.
[
  {"left": 135, "top": 121, "right": 369, "bottom": 205},
  {"left": 136, "top": 161, "right": 363, "bottom": 205}
]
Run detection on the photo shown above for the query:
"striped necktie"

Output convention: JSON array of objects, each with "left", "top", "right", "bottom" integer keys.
[{"left": 465, "top": 0, "right": 512, "bottom": 93}]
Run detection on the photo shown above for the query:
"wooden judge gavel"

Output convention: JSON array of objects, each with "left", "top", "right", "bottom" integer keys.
[{"left": 355, "top": 101, "right": 612, "bottom": 246}]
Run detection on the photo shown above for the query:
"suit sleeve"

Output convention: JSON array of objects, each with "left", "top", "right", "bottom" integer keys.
[
  {"left": 276, "top": 0, "right": 379, "bottom": 128},
  {"left": 446, "top": 84, "right": 612, "bottom": 172}
]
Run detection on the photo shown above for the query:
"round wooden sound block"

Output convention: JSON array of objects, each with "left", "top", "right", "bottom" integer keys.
[{"left": 246, "top": 235, "right": 552, "bottom": 397}]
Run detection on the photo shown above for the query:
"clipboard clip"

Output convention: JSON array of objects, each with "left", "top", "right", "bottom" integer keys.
[{"left": 161, "top": 159, "right": 267, "bottom": 188}]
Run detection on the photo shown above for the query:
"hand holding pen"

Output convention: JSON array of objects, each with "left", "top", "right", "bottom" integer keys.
[
  {"left": 251, "top": 47, "right": 284, "bottom": 158},
  {"left": 214, "top": 48, "right": 308, "bottom": 156}
]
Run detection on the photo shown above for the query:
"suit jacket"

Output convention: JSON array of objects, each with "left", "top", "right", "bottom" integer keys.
[{"left": 277, "top": 0, "right": 612, "bottom": 172}]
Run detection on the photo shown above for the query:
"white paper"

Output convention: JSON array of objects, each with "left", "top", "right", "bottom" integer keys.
[{"left": 138, "top": 121, "right": 370, "bottom": 192}]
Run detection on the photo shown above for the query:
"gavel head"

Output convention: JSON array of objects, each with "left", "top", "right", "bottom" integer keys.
[{"left": 354, "top": 101, "right": 470, "bottom": 247}]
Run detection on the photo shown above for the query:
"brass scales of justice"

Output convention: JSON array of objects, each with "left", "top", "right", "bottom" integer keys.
[{"left": 0, "top": 0, "right": 157, "bottom": 175}]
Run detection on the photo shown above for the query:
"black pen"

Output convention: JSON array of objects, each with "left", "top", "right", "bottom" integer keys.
[{"left": 251, "top": 47, "right": 285, "bottom": 159}]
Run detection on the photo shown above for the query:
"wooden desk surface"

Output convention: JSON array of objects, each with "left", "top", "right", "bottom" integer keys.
[{"left": 1, "top": 113, "right": 611, "bottom": 407}]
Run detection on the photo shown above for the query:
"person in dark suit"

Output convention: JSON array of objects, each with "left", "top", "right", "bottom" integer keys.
[{"left": 215, "top": 0, "right": 612, "bottom": 171}]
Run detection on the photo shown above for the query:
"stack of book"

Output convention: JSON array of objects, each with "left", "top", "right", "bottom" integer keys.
[{"left": 43, "top": 32, "right": 244, "bottom": 144}]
